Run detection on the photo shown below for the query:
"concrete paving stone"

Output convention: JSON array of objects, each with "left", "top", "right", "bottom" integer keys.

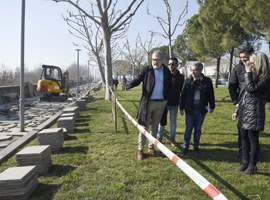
[
  {"left": 60, "top": 113, "right": 76, "bottom": 118},
  {"left": 0, "top": 135, "right": 12, "bottom": 141},
  {"left": 6, "top": 132, "right": 27, "bottom": 136},
  {"left": 0, "top": 166, "right": 36, "bottom": 182},
  {"left": 38, "top": 128, "right": 63, "bottom": 134},
  {"left": 0, "top": 144, "right": 8, "bottom": 148},
  {"left": 16, "top": 145, "right": 51, "bottom": 155},
  {"left": 0, "top": 165, "right": 38, "bottom": 200},
  {"left": 6, "top": 124, "right": 17, "bottom": 129},
  {"left": 15, "top": 145, "right": 52, "bottom": 175}
]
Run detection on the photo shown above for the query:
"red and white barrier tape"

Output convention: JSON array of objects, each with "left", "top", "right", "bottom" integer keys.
[{"left": 112, "top": 91, "right": 227, "bottom": 200}]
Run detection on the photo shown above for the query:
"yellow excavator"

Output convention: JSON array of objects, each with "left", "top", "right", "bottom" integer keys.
[{"left": 37, "top": 65, "right": 69, "bottom": 101}]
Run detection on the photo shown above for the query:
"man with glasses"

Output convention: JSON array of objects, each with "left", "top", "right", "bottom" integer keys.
[
  {"left": 126, "top": 50, "right": 172, "bottom": 160},
  {"left": 158, "top": 57, "right": 185, "bottom": 146}
]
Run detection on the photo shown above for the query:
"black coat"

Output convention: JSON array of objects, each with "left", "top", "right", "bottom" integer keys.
[
  {"left": 238, "top": 72, "right": 270, "bottom": 131},
  {"left": 127, "top": 64, "right": 172, "bottom": 126},
  {"left": 160, "top": 70, "right": 185, "bottom": 126},
  {"left": 180, "top": 74, "right": 215, "bottom": 115},
  {"left": 229, "top": 63, "right": 246, "bottom": 105},
  {"left": 167, "top": 70, "right": 185, "bottom": 106}
]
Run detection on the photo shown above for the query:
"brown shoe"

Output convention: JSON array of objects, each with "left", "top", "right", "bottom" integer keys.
[
  {"left": 148, "top": 148, "right": 158, "bottom": 156},
  {"left": 137, "top": 150, "right": 144, "bottom": 160}
]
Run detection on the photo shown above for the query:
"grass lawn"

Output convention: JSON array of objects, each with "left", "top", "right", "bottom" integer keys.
[{"left": 0, "top": 87, "right": 270, "bottom": 200}]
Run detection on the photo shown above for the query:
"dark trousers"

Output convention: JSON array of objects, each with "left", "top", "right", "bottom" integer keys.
[
  {"left": 237, "top": 127, "right": 242, "bottom": 149},
  {"left": 241, "top": 129, "right": 259, "bottom": 166}
]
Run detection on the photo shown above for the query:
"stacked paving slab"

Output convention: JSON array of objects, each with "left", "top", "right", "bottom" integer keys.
[
  {"left": 76, "top": 99, "right": 86, "bottom": 110},
  {"left": 62, "top": 106, "right": 79, "bottom": 118},
  {"left": 57, "top": 116, "right": 75, "bottom": 133},
  {"left": 81, "top": 95, "right": 92, "bottom": 103},
  {"left": 37, "top": 128, "right": 64, "bottom": 153},
  {"left": 0, "top": 166, "right": 38, "bottom": 200},
  {"left": 15, "top": 145, "right": 52, "bottom": 175}
]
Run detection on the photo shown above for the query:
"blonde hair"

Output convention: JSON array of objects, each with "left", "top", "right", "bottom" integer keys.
[{"left": 250, "top": 52, "right": 270, "bottom": 79}]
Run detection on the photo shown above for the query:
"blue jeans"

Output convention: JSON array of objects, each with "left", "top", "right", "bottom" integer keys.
[
  {"left": 183, "top": 110, "right": 205, "bottom": 149},
  {"left": 157, "top": 106, "right": 178, "bottom": 139}
]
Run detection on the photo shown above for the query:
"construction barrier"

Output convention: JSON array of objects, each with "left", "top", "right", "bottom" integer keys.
[{"left": 111, "top": 89, "right": 227, "bottom": 200}]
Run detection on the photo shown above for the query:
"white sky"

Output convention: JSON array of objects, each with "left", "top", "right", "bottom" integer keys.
[
  {"left": 0, "top": 0, "right": 200, "bottom": 71},
  {"left": 1, "top": 0, "right": 268, "bottom": 72}
]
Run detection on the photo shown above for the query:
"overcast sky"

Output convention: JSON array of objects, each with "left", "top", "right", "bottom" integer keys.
[{"left": 0, "top": 0, "right": 201, "bottom": 71}]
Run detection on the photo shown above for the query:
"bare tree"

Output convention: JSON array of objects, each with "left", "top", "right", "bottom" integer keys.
[
  {"left": 138, "top": 31, "right": 160, "bottom": 65},
  {"left": 53, "top": 0, "right": 144, "bottom": 100},
  {"left": 64, "top": 8, "right": 106, "bottom": 84},
  {"left": 147, "top": 0, "right": 188, "bottom": 57},
  {"left": 0, "top": 65, "right": 15, "bottom": 86},
  {"left": 112, "top": 59, "right": 132, "bottom": 77},
  {"left": 121, "top": 35, "right": 146, "bottom": 79}
]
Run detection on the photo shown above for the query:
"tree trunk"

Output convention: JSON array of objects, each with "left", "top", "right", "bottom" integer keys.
[
  {"left": 228, "top": 47, "right": 234, "bottom": 81},
  {"left": 215, "top": 55, "right": 221, "bottom": 88},
  {"left": 95, "top": 52, "right": 106, "bottom": 85},
  {"left": 103, "top": 29, "right": 113, "bottom": 100}
]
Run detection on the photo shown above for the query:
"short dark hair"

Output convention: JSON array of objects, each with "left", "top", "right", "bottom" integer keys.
[
  {"left": 240, "top": 46, "right": 254, "bottom": 55},
  {"left": 193, "top": 62, "right": 203, "bottom": 71},
  {"left": 169, "top": 57, "right": 178, "bottom": 64}
]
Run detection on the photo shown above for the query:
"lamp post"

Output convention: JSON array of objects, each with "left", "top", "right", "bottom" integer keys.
[
  {"left": 75, "top": 49, "right": 81, "bottom": 98},
  {"left": 20, "top": 0, "right": 26, "bottom": 132}
]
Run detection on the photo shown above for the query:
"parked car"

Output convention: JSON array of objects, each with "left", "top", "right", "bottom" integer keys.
[{"left": 213, "top": 79, "right": 228, "bottom": 85}]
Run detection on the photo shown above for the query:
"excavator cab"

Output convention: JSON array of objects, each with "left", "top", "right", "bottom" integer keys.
[{"left": 37, "top": 65, "right": 69, "bottom": 101}]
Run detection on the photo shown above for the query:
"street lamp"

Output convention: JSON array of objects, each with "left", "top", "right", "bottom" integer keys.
[
  {"left": 75, "top": 49, "right": 81, "bottom": 98},
  {"left": 20, "top": 0, "right": 26, "bottom": 132}
]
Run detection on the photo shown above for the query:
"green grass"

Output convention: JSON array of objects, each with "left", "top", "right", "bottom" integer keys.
[{"left": 1, "top": 87, "right": 270, "bottom": 200}]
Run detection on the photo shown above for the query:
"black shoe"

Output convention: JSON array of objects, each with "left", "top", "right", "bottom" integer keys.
[
  {"left": 235, "top": 164, "right": 248, "bottom": 172},
  {"left": 170, "top": 138, "right": 177, "bottom": 147},
  {"left": 244, "top": 165, "right": 257, "bottom": 176},
  {"left": 194, "top": 146, "right": 200, "bottom": 154},
  {"left": 180, "top": 148, "right": 188, "bottom": 156}
]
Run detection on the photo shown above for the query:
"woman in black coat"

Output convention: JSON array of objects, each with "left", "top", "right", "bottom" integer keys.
[{"left": 232, "top": 52, "right": 270, "bottom": 175}]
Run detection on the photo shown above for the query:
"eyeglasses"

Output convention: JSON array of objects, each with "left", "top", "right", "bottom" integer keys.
[{"left": 168, "top": 63, "right": 175, "bottom": 66}]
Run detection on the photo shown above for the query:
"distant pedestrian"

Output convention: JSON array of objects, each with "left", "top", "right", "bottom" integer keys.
[
  {"left": 229, "top": 47, "right": 254, "bottom": 158},
  {"left": 233, "top": 52, "right": 270, "bottom": 175},
  {"left": 126, "top": 50, "right": 172, "bottom": 160},
  {"left": 113, "top": 78, "right": 119, "bottom": 90},
  {"left": 121, "top": 75, "right": 127, "bottom": 90},
  {"left": 158, "top": 57, "right": 185, "bottom": 146},
  {"left": 180, "top": 62, "right": 215, "bottom": 156}
]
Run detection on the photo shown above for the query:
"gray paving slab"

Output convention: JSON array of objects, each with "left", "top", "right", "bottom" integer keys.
[{"left": 0, "top": 135, "right": 12, "bottom": 141}]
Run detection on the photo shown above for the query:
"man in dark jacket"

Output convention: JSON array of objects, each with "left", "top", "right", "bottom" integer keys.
[
  {"left": 180, "top": 62, "right": 215, "bottom": 155},
  {"left": 126, "top": 50, "right": 172, "bottom": 160},
  {"left": 228, "top": 47, "right": 254, "bottom": 157},
  {"left": 158, "top": 57, "right": 185, "bottom": 146}
]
